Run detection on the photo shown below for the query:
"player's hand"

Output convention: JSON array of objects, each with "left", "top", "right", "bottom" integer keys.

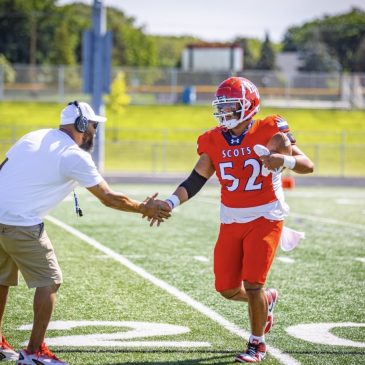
[
  {"left": 145, "top": 200, "right": 172, "bottom": 227},
  {"left": 260, "top": 153, "right": 285, "bottom": 171},
  {"left": 140, "top": 194, "right": 171, "bottom": 226}
]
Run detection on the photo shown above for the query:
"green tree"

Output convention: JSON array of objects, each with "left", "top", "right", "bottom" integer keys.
[
  {"left": 0, "top": 0, "right": 33, "bottom": 63},
  {"left": 299, "top": 39, "right": 340, "bottom": 72},
  {"left": 105, "top": 72, "right": 130, "bottom": 135},
  {"left": 56, "top": 3, "right": 91, "bottom": 64},
  {"left": 354, "top": 36, "right": 365, "bottom": 71},
  {"left": 283, "top": 8, "right": 365, "bottom": 71},
  {"left": 106, "top": 71, "right": 131, "bottom": 114},
  {"left": 51, "top": 20, "right": 77, "bottom": 65},
  {"left": 0, "top": 0, "right": 60, "bottom": 64},
  {"left": 257, "top": 33, "right": 276, "bottom": 70},
  {"left": 0, "top": 53, "right": 16, "bottom": 82},
  {"left": 234, "top": 38, "right": 260, "bottom": 69},
  {"left": 150, "top": 35, "right": 199, "bottom": 67},
  {"left": 107, "top": 7, "right": 157, "bottom": 66}
]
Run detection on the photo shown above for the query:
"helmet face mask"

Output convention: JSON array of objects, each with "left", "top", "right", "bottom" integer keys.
[
  {"left": 212, "top": 77, "right": 260, "bottom": 129},
  {"left": 213, "top": 101, "right": 243, "bottom": 129}
]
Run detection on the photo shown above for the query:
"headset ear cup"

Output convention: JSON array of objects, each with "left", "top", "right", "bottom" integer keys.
[{"left": 74, "top": 116, "right": 88, "bottom": 133}]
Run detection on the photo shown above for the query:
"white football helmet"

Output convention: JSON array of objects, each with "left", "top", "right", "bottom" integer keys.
[{"left": 212, "top": 77, "right": 260, "bottom": 129}]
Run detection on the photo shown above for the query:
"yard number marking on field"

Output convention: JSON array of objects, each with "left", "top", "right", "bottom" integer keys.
[
  {"left": 287, "top": 322, "right": 365, "bottom": 347},
  {"left": 19, "top": 321, "right": 210, "bottom": 348}
]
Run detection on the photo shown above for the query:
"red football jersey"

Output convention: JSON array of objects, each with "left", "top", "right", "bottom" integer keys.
[{"left": 197, "top": 115, "right": 295, "bottom": 208}]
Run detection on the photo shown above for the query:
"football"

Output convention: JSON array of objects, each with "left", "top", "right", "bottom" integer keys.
[{"left": 267, "top": 132, "right": 292, "bottom": 155}]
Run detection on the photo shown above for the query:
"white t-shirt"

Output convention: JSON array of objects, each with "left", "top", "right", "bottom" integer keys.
[{"left": 0, "top": 129, "right": 103, "bottom": 226}]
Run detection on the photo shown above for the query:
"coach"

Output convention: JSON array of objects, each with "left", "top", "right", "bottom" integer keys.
[{"left": 0, "top": 101, "right": 170, "bottom": 364}]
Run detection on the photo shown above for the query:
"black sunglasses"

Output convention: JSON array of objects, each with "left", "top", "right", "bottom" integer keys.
[{"left": 92, "top": 122, "right": 98, "bottom": 129}]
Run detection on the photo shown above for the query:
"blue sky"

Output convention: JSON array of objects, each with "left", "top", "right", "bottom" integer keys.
[{"left": 58, "top": 0, "right": 365, "bottom": 42}]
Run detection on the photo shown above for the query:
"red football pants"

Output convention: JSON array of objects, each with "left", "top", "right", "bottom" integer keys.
[{"left": 214, "top": 217, "right": 283, "bottom": 291}]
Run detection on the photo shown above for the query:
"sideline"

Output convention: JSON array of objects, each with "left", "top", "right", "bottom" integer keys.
[{"left": 46, "top": 215, "right": 300, "bottom": 365}]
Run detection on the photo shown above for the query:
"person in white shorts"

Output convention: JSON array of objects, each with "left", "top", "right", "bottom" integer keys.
[{"left": 0, "top": 101, "right": 170, "bottom": 365}]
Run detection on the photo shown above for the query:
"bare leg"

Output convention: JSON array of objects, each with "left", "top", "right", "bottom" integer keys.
[
  {"left": 220, "top": 284, "right": 249, "bottom": 302},
  {"left": 244, "top": 281, "right": 267, "bottom": 336},
  {"left": 0, "top": 285, "right": 10, "bottom": 339},
  {"left": 27, "top": 284, "right": 60, "bottom": 353}
]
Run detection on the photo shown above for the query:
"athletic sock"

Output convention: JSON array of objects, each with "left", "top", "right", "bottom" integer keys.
[{"left": 249, "top": 334, "right": 265, "bottom": 344}]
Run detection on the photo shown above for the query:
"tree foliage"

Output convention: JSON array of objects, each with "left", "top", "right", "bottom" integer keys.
[
  {"left": 354, "top": 36, "right": 365, "bottom": 72},
  {"left": 234, "top": 37, "right": 260, "bottom": 69},
  {"left": 256, "top": 33, "right": 276, "bottom": 70},
  {"left": 150, "top": 35, "right": 199, "bottom": 67},
  {"left": 299, "top": 39, "right": 340, "bottom": 72},
  {"left": 107, "top": 7, "right": 157, "bottom": 67},
  {"left": 1, "top": 1, "right": 364, "bottom": 73},
  {"left": 106, "top": 71, "right": 130, "bottom": 115},
  {"left": 0, "top": 1, "right": 158, "bottom": 66},
  {"left": 0, "top": 53, "right": 16, "bottom": 82},
  {"left": 283, "top": 8, "right": 365, "bottom": 71}
]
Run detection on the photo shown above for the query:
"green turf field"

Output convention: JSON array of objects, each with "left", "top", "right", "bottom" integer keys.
[
  {"left": 3, "top": 184, "right": 364, "bottom": 365},
  {"left": 0, "top": 103, "right": 364, "bottom": 175}
]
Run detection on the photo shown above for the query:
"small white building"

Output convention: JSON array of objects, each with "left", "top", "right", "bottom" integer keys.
[{"left": 182, "top": 43, "right": 243, "bottom": 72}]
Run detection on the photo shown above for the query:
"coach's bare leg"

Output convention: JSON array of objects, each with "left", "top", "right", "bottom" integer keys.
[
  {"left": 0, "top": 285, "right": 10, "bottom": 338},
  {"left": 27, "top": 284, "right": 60, "bottom": 353},
  {"left": 220, "top": 284, "right": 249, "bottom": 302},
  {"left": 244, "top": 281, "right": 267, "bottom": 336}
]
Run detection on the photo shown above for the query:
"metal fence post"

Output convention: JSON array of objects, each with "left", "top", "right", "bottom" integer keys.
[
  {"left": 58, "top": 66, "right": 65, "bottom": 102},
  {"left": 314, "top": 144, "right": 320, "bottom": 175},
  {"left": 285, "top": 73, "right": 291, "bottom": 100},
  {"left": 162, "top": 129, "right": 167, "bottom": 172},
  {"left": 170, "top": 68, "right": 177, "bottom": 103},
  {"left": 340, "top": 131, "right": 346, "bottom": 177},
  {"left": 151, "top": 143, "right": 157, "bottom": 173}
]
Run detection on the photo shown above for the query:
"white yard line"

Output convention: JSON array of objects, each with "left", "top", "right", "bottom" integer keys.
[
  {"left": 277, "top": 256, "right": 295, "bottom": 264},
  {"left": 194, "top": 256, "right": 209, "bottom": 262},
  {"left": 46, "top": 215, "right": 300, "bottom": 365},
  {"left": 335, "top": 198, "right": 365, "bottom": 205}
]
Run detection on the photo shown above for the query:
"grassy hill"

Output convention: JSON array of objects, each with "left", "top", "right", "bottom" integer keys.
[
  {"left": 0, "top": 102, "right": 364, "bottom": 175},
  {"left": 1, "top": 102, "right": 364, "bottom": 137}
]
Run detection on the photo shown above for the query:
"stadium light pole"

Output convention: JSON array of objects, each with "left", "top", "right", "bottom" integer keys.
[{"left": 91, "top": 0, "right": 106, "bottom": 172}]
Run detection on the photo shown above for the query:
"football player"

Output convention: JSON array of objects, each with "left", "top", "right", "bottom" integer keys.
[{"left": 152, "top": 77, "right": 314, "bottom": 363}]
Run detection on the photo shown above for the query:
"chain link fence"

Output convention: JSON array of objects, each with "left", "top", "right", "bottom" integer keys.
[
  {"left": 1, "top": 125, "right": 364, "bottom": 177},
  {"left": 1, "top": 65, "right": 365, "bottom": 108},
  {"left": 1, "top": 65, "right": 364, "bottom": 176}
]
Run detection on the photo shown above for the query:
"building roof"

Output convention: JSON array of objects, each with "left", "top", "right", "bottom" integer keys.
[{"left": 186, "top": 42, "right": 242, "bottom": 49}]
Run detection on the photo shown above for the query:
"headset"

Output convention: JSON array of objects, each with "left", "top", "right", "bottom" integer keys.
[{"left": 68, "top": 100, "right": 89, "bottom": 133}]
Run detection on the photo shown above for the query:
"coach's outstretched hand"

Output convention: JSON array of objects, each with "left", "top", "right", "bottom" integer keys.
[{"left": 141, "top": 193, "right": 172, "bottom": 226}]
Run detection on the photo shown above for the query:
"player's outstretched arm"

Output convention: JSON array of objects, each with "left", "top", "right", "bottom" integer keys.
[
  {"left": 87, "top": 180, "right": 171, "bottom": 223},
  {"left": 148, "top": 154, "right": 215, "bottom": 227},
  {"left": 170, "top": 153, "right": 215, "bottom": 205},
  {"left": 167, "top": 153, "right": 215, "bottom": 206}
]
